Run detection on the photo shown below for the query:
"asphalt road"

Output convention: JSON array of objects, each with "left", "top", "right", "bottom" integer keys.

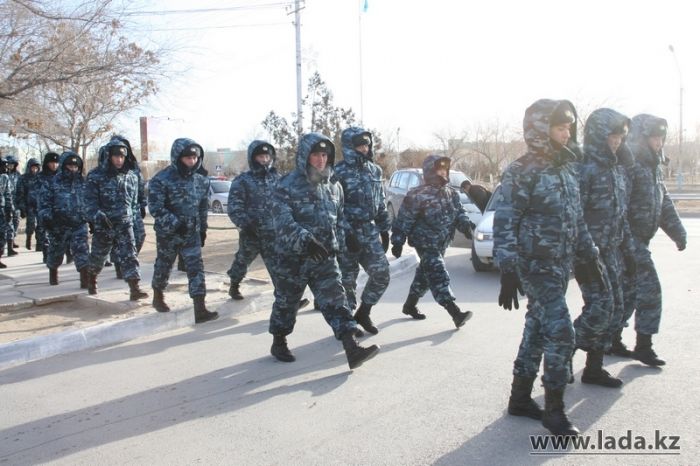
[{"left": 1, "top": 219, "right": 698, "bottom": 465}]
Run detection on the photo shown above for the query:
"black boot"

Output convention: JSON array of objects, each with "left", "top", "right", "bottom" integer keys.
[
  {"left": 402, "top": 294, "right": 426, "bottom": 320},
  {"left": 581, "top": 350, "right": 623, "bottom": 387},
  {"left": 26, "top": 234, "right": 32, "bottom": 250},
  {"left": 193, "top": 295, "right": 218, "bottom": 323},
  {"left": 228, "top": 282, "right": 244, "bottom": 300},
  {"left": 115, "top": 263, "right": 123, "bottom": 280},
  {"left": 607, "top": 329, "right": 634, "bottom": 358},
  {"left": 342, "top": 330, "right": 380, "bottom": 369},
  {"left": 7, "top": 241, "right": 17, "bottom": 256},
  {"left": 177, "top": 254, "right": 186, "bottom": 272},
  {"left": 508, "top": 375, "right": 543, "bottom": 420},
  {"left": 444, "top": 301, "right": 472, "bottom": 328},
  {"left": 633, "top": 333, "right": 665, "bottom": 366},
  {"left": 49, "top": 268, "right": 58, "bottom": 285},
  {"left": 354, "top": 302, "right": 378, "bottom": 335},
  {"left": 79, "top": 267, "right": 88, "bottom": 289},
  {"left": 152, "top": 288, "right": 171, "bottom": 312},
  {"left": 87, "top": 272, "right": 97, "bottom": 295},
  {"left": 542, "top": 387, "right": 580, "bottom": 436},
  {"left": 299, "top": 298, "right": 310, "bottom": 309},
  {"left": 128, "top": 279, "right": 149, "bottom": 301},
  {"left": 0, "top": 249, "right": 5, "bottom": 269},
  {"left": 271, "top": 334, "right": 296, "bottom": 362}
]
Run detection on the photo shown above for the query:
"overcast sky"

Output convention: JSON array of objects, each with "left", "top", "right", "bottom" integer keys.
[{"left": 125, "top": 0, "right": 700, "bottom": 152}]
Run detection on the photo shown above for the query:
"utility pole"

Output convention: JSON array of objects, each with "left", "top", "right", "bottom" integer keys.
[
  {"left": 669, "top": 44, "right": 683, "bottom": 189},
  {"left": 292, "top": 0, "right": 304, "bottom": 135}
]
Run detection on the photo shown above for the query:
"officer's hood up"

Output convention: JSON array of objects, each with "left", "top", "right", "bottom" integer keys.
[
  {"left": 58, "top": 151, "right": 83, "bottom": 177},
  {"left": 110, "top": 135, "right": 139, "bottom": 168},
  {"left": 24, "top": 158, "right": 40, "bottom": 175},
  {"left": 41, "top": 152, "right": 60, "bottom": 174},
  {"left": 523, "top": 99, "right": 580, "bottom": 165},
  {"left": 583, "top": 108, "right": 631, "bottom": 168},
  {"left": 296, "top": 132, "right": 335, "bottom": 184},
  {"left": 102, "top": 138, "right": 135, "bottom": 174},
  {"left": 170, "top": 137, "right": 204, "bottom": 177},
  {"left": 341, "top": 127, "right": 373, "bottom": 165},
  {"left": 247, "top": 140, "right": 277, "bottom": 174},
  {"left": 422, "top": 154, "right": 451, "bottom": 187},
  {"left": 627, "top": 114, "right": 667, "bottom": 168},
  {"left": 4, "top": 154, "right": 19, "bottom": 173}
]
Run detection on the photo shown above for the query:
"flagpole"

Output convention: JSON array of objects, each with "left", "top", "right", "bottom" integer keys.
[{"left": 358, "top": 0, "right": 365, "bottom": 124}]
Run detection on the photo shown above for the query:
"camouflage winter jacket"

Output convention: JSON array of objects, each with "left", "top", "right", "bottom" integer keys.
[
  {"left": 15, "top": 158, "right": 41, "bottom": 213},
  {"left": 38, "top": 152, "right": 88, "bottom": 228},
  {"left": 494, "top": 99, "right": 598, "bottom": 273}
]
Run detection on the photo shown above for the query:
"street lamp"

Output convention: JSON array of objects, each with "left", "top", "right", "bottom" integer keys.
[{"left": 668, "top": 44, "right": 683, "bottom": 189}]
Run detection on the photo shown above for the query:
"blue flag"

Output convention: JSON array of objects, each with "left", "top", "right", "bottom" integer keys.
[{"left": 362, "top": 0, "right": 368, "bottom": 12}]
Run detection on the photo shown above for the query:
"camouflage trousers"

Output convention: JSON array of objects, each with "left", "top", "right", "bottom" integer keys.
[
  {"left": 46, "top": 224, "right": 89, "bottom": 271},
  {"left": 513, "top": 259, "right": 575, "bottom": 390},
  {"left": 621, "top": 238, "right": 662, "bottom": 335},
  {"left": 408, "top": 246, "right": 455, "bottom": 306},
  {"left": 89, "top": 221, "right": 140, "bottom": 280},
  {"left": 5, "top": 208, "right": 20, "bottom": 240},
  {"left": 25, "top": 208, "right": 38, "bottom": 237},
  {"left": 338, "top": 233, "right": 390, "bottom": 309},
  {"left": 227, "top": 230, "right": 278, "bottom": 285},
  {"left": 37, "top": 219, "right": 50, "bottom": 262},
  {"left": 152, "top": 229, "right": 205, "bottom": 298},
  {"left": 574, "top": 247, "right": 621, "bottom": 351},
  {"left": 0, "top": 213, "right": 6, "bottom": 250},
  {"left": 269, "top": 254, "right": 356, "bottom": 340},
  {"left": 110, "top": 214, "right": 145, "bottom": 265}
]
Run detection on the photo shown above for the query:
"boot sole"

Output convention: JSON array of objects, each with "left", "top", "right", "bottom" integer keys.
[
  {"left": 348, "top": 345, "right": 380, "bottom": 370},
  {"left": 453, "top": 311, "right": 473, "bottom": 328},
  {"left": 581, "top": 376, "right": 623, "bottom": 388},
  {"left": 507, "top": 406, "right": 543, "bottom": 420}
]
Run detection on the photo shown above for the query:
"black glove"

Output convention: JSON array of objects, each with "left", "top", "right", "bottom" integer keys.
[
  {"left": 574, "top": 258, "right": 608, "bottom": 290},
  {"left": 380, "top": 231, "right": 390, "bottom": 253},
  {"left": 140, "top": 206, "right": 147, "bottom": 219},
  {"left": 464, "top": 222, "right": 476, "bottom": 240},
  {"left": 20, "top": 210, "right": 26, "bottom": 219},
  {"left": 346, "top": 232, "right": 362, "bottom": 253},
  {"left": 175, "top": 221, "right": 188, "bottom": 236},
  {"left": 200, "top": 230, "right": 206, "bottom": 247},
  {"left": 498, "top": 271, "right": 524, "bottom": 310},
  {"left": 96, "top": 213, "right": 113, "bottom": 230},
  {"left": 623, "top": 254, "right": 636, "bottom": 277},
  {"left": 88, "top": 222, "right": 94, "bottom": 235},
  {"left": 676, "top": 240, "right": 687, "bottom": 252},
  {"left": 307, "top": 236, "right": 329, "bottom": 261},
  {"left": 391, "top": 243, "right": 403, "bottom": 259}
]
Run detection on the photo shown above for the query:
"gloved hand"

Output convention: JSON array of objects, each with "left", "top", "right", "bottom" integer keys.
[
  {"left": 464, "top": 222, "right": 476, "bottom": 240},
  {"left": 96, "top": 212, "right": 113, "bottom": 230},
  {"left": 175, "top": 221, "right": 188, "bottom": 236},
  {"left": 346, "top": 232, "right": 362, "bottom": 253},
  {"left": 140, "top": 206, "right": 147, "bottom": 219},
  {"left": 380, "top": 231, "right": 390, "bottom": 253},
  {"left": 307, "top": 236, "right": 329, "bottom": 261},
  {"left": 574, "top": 258, "right": 608, "bottom": 290},
  {"left": 498, "top": 271, "right": 524, "bottom": 310},
  {"left": 623, "top": 254, "right": 636, "bottom": 277},
  {"left": 200, "top": 230, "right": 206, "bottom": 247},
  {"left": 20, "top": 210, "right": 26, "bottom": 219},
  {"left": 676, "top": 240, "right": 687, "bottom": 251},
  {"left": 391, "top": 243, "right": 403, "bottom": 259}
]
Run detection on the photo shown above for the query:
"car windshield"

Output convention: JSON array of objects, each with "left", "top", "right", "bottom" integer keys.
[
  {"left": 485, "top": 185, "right": 504, "bottom": 211},
  {"left": 211, "top": 181, "right": 231, "bottom": 194}
]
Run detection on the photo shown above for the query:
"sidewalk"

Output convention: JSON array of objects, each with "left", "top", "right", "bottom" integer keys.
[{"left": 0, "top": 246, "right": 418, "bottom": 370}]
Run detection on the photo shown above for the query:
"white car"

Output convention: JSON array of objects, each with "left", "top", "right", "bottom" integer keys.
[
  {"left": 471, "top": 184, "right": 503, "bottom": 272},
  {"left": 209, "top": 180, "right": 231, "bottom": 213}
]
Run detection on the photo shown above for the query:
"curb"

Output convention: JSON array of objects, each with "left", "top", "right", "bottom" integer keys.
[{"left": 0, "top": 252, "right": 418, "bottom": 371}]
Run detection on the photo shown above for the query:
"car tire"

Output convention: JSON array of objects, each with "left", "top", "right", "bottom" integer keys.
[
  {"left": 471, "top": 246, "right": 493, "bottom": 272},
  {"left": 212, "top": 200, "right": 223, "bottom": 214}
]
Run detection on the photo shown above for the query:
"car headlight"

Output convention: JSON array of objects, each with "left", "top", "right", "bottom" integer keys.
[{"left": 475, "top": 231, "right": 492, "bottom": 241}]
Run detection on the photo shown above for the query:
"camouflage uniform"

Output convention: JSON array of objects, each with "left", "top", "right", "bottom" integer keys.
[
  {"left": 3, "top": 155, "right": 20, "bottom": 246},
  {"left": 269, "top": 133, "right": 357, "bottom": 339},
  {"left": 335, "top": 127, "right": 391, "bottom": 310},
  {"left": 85, "top": 140, "right": 141, "bottom": 282},
  {"left": 149, "top": 138, "right": 210, "bottom": 298},
  {"left": 38, "top": 152, "right": 90, "bottom": 272},
  {"left": 494, "top": 99, "right": 599, "bottom": 391},
  {"left": 227, "top": 140, "right": 280, "bottom": 289},
  {"left": 35, "top": 153, "right": 59, "bottom": 261},
  {"left": 622, "top": 114, "right": 686, "bottom": 335},
  {"left": 391, "top": 155, "right": 472, "bottom": 309},
  {"left": 0, "top": 159, "right": 11, "bottom": 263},
  {"left": 15, "top": 158, "right": 42, "bottom": 247},
  {"left": 575, "top": 108, "right": 635, "bottom": 351}
]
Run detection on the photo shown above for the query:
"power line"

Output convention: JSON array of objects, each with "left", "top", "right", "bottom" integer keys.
[
  {"left": 123, "top": 2, "right": 292, "bottom": 17},
  {"left": 149, "top": 21, "right": 288, "bottom": 31}
]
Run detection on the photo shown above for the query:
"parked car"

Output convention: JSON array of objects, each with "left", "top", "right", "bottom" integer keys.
[
  {"left": 471, "top": 184, "right": 503, "bottom": 272},
  {"left": 385, "top": 168, "right": 483, "bottom": 227},
  {"left": 209, "top": 180, "right": 232, "bottom": 213}
]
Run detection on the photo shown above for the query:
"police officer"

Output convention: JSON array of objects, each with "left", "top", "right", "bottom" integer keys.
[
  {"left": 38, "top": 151, "right": 90, "bottom": 286},
  {"left": 335, "top": 127, "right": 391, "bottom": 334},
  {"left": 617, "top": 114, "right": 687, "bottom": 366},
  {"left": 149, "top": 138, "right": 218, "bottom": 323},
  {"left": 269, "top": 133, "right": 379, "bottom": 369},
  {"left": 391, "top": 155, "right": 473, "bottom": 328},
  {"left": 3, "top": 155, "right": 20, "bottom": 255},
  {"left": 15, "top": 158, "right": 41, "bottom": 250},
  {"left": 494, "top": 99, "right": 602, "bottom": 436},
  {"left": 85, "top": 140, "right": 148, "bottom": 300},
  {"left": 35, "top": 152, "right": 60, "bottom": 261},
  {"left": 0, "top": 157, "right": 11, "bottom": 267},
  {"left": 574, "top": 108, "right": 636, "bottom": 388}
]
